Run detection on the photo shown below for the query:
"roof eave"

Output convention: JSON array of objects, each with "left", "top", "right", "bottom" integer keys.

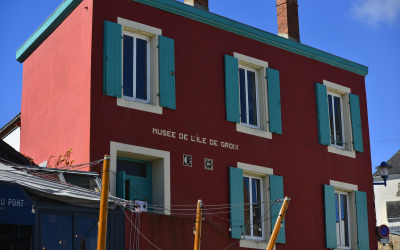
[{"left": 16, "top": 0, "right": 368, "bottom": 77}]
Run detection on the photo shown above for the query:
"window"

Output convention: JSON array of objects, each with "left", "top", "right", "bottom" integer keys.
[
  {"left": 243, "top": 175, "right": 263, "bottom": 239},
  {"left": 110, "top": 141, "right": 171, "bottom": 215},
  {"left": 386, "top": 201, "right": 400, "bottom": 222},
  {"left": 335, "top": 190, "right": 350, "bottom": 248},
  {"left": 328, "top": 92, "right": 345, "bottom": 148},
  {"left": 62, "top": 173, "right": 100, "bottom": 192},
  {"left": 315, "top": 80, "right": 364, "bottom": 158},
  {"left": 229, "top": 163, "right": 284, "bottom": 249},
  {"left": 324, "top": 181, "right": 370, "bottom": 250},
  {"left": 123, "top": 33, "right": 150, "bottom": 103},
  {"left": 239, "top": 66, "right": 259, "bottom": 128},
  {"left": 103, "top": 19, "right": 176, "bottom": 114},
  {"left": 224, "top": 53, "right": 282, "bottom": 139}
]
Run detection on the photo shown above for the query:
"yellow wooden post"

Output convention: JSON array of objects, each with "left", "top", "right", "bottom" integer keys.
[
  {"left": 266, "top": 196, "right": 290, "bottom": 250},
  {"left": 97, "top": 155, "right": 110, "bottom": 250},
  {"left": 194, "top": 200, "right": 203, "bottom": 250}
]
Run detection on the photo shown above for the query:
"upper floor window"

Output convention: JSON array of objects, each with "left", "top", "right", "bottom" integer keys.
[
  {"left": 239, "top": 66, "right": 259, "bottom": 128},
  {"left": 103, "top": 19, "right": 176, "bottom": 114},
  {"left": 123, "top": 33, "right": 150, "bottom": 103},
  {"left": 315, "top": 80, "right": 364, "bottom": 158},
  {"left": 328, "top": 92, "right": 345, "bottom": 148},
  {"left": 224, "top": 53, "right": 282, "bottom": 139}
]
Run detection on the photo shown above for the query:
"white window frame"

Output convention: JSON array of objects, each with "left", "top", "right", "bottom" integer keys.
[
  {"left": 239, "top": 65, "right": 260, "bottom": 129},
  {"left": 117, "top": 17, "right": 163, "bottom": 115},
  {"left": 234, "top": 53, "right": 272, "bottom": 139},
  {"left": 327, "top": 91, "right": 345, "bottom": 149},
  {"left": 110, "top": 141, "right": 171, "bottom": 215},
  {"left": 335, "top": 190, "right": 351, "bottom": 249},
  {"left": 323, "top": 80, "right": 355, "bottom": 158},
  {"left": 122, "top": 32, "right": 151, "bottom": 104},
  {"left": 243, "top": 174, "right": 264, "bottom": 240},
  {"left": 238, "top": 162, "right": 273, "bottom": 249},
  {"left": 330, "top": 180, "right": 358, "bottom": 250}
]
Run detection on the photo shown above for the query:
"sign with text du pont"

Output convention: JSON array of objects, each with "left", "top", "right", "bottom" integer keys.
[
  {"left": 152, "top": 128, "right": 239, "bottom": 150},
  {"left": 0, "top": 183, "right": 35, "bottom": 225}
]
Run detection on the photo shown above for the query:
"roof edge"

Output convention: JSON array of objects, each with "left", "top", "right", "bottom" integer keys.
[
  {"left": 0, "top": 112, "right": 21, "bottom": 138},
  {"left": 16, "top": 0, "right": 368, "bottom": 77},
  {"left": 133, "top": 0, "right": 368, "bottom": 76},
  {"left": 16, "top": 0, "right": 83, "bottom": 63}
]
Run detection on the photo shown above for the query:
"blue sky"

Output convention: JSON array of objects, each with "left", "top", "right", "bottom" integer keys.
[{"left": 0, "top": 0, "right": 399, "bottom": 172}]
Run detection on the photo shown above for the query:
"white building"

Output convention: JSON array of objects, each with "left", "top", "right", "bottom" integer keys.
[{"left": 374, "top": 150, "right": 400, "bottom": 234}]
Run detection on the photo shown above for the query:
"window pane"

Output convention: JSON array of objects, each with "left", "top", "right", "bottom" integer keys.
[
  {"left": 328, "top": 95, "right": 335, "bottom": 145},
  {"left": 334, "top": 96, "right": 343, "bottom": 146},
  {"left": 335, "top": 193, "right": 341, "bottom": 246},
  {"left": 386, "top": 201, "right": 400, "bottom": 222},
  {"left": 74, "top": 216, "right": 98, "bottom": 250},
  {"left": 340, "top": 194, "right": 350, "bottom": 246},
  {"left": 239, "top": 68, "right": 247, "bottom": 124},
  {"left": 63, "top": 174, "right": 97, "bottom": 191},
  {"left": 41, "top": 213, "right": 72, "bottom": 250},
  {"left": 136, "top": 38, "right": 148, "bottom": 100},
  {"left": 252, "top": 178, "right": 262, "bottom": 237},
  {"left": 243, "top": 177, "right": 250, "bottom": 236},
  {"left": 247, "top": 71, "right": 257, "bottom": 126},
  {"left": 117, "top": 159, "right": 147, "bottom": 178},
  {"left": 123, "top": 35, "right": 134, "bottom": 97}
]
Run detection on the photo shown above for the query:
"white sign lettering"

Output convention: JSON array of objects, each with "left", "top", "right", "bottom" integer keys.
[
  {"left": 152, "top": 128, "right": 239, "bottom": 151},
  {"left": 0, "top": 198, "right": 25, "bottom": 207}
]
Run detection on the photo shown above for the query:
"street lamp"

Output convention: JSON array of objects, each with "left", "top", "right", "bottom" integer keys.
[{"left": 373, "top": 161, "right": 392, "bottom": 187}]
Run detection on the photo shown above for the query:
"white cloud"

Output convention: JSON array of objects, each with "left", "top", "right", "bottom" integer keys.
[{"left": 351, "top": 0, "right": 400, "bottom": 28}]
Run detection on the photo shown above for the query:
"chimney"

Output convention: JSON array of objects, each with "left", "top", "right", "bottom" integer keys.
[
  {"left": 184, "top": 0, "right": 209, "bottom": 11},
  {"left": 276, "top": 0, "right": 300, "bottom": 42}
]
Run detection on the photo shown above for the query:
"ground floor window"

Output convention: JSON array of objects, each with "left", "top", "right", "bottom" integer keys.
[
  {"left": 335, "top": 190, "right": 351, "bottom": 248},
  {"left": 243, "top": 175, "right": 263, "bottom": 239},
  {"left": 0, "top": 223, "right": 33, "bottom": 250}
]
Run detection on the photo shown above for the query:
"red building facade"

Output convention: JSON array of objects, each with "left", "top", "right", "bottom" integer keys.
[{"left": 17, "top": 0, "right": 376, "bottom": 249}]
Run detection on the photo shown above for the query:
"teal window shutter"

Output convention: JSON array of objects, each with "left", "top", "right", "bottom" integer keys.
[
  {"left": 103, "top": 21, "right": 122, "bottom": 98},
  {"left": 323, "top": 185, "right": 337, "bottom": 249},
  {"left": 349, "top": 94, "right": 363, "bottom": 152},
  {"left": 270, "top": 175, "right": 285, "bottom": 244},
  {"left": 224, "top": 55, "right": 240, "bottom": 123},
  {"left": 159, "top": 35, "right": 176, "bottom": 110},
  {"left": 315, "top": 83, "right": 331, "bottom": 145},
  {"left": 356, "top": 191, "right": 370, "bottom": 250},
  {"left": 267, "top": 68, "right": 282, "bottom": 134},
  {"left": 229, "top": 167, "right": 245, "bottom": 239},
  {"left": 116, "top": 171, "right": 126, "bottom": 199}
]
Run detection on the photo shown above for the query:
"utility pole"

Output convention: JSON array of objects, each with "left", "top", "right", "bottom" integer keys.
[
  {"left": 266, "top": 196, "right": 290, "bottom": 250},
  {"left": 193, "top": 199, "right": 203, "bottom": 250},
  {"left": 97, "top": 155, "right": 110, "bottom": 250}
]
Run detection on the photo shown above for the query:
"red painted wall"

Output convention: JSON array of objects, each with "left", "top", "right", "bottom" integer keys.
[
  {"left": 87, "top": 1, "right": 376, "bottom": 249},
  {"left": 20, "top": 0, "right": 377, "bottom": 249},
  {"left": 21, "top": 0, "right": 93, "bottom": 168}
]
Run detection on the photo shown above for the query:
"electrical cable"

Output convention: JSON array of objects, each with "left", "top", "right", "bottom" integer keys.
[{"left": 121, "top": 207, "right": 163, "bottom": 250}]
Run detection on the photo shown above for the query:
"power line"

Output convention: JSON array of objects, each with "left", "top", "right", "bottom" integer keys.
[{"left": 121, "top": 207, "right": 163, "bottom": 250}]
